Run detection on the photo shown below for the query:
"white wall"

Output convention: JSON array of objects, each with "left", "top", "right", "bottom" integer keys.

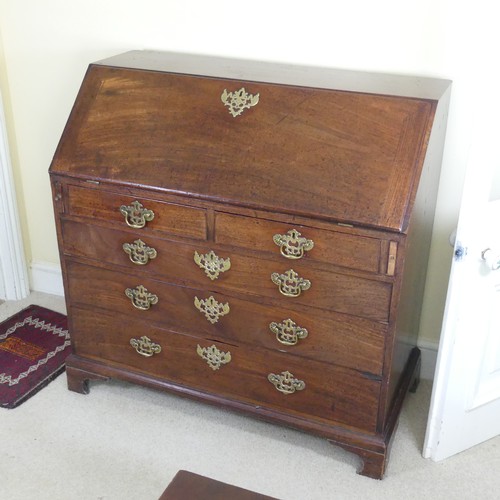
[{"left": 0, "top": 0, "right": 495, "bottom": 349}]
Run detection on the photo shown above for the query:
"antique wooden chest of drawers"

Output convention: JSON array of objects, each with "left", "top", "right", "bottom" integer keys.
[{"left": 49, "top": 51, "right": 450, "bottom": 479}]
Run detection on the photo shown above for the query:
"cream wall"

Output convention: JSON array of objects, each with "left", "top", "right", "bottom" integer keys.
[{"left": 0, "top": 0, "right": 494, "bottom": 346}]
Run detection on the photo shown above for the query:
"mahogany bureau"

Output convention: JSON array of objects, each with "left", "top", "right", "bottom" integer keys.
[{"left": 49, "top": 51, "right": 451, "bottom": 479}]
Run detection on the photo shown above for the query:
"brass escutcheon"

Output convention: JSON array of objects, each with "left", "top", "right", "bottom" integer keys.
[
  {"left": 269, "top": 319, "right": 309, "bottom": 346},
  {"left": 273, "top": 229, "right": 314, "bottom": 259},
  {"left": 271, "top": 269, "right": 311, "bottom": 297},
  {"left": 123, "top": 239, "right": 157, "bottom": 265},
  {"left": 119, "top": 200, "right": 155, "bottom": 228},
  {"left": 194, "top": 296, "right": 230, "bottom": 324},
  {"left": 125, "top": 285, "right": 158, "bottom": 310},
  {"left": 130, "top": 336, "right": 161, "bottom": 357},
  {"left": 268, "top": 371, "right": 306, "bottom": 394},
  {"left": 197, "top": 344, "right": 231, "bottom": 370},
  {"left": 221, "top": 87, "right": 259, "bottom": 117},
  {"left": 194, "top": 250, "right": 231, "bottom": 280}
]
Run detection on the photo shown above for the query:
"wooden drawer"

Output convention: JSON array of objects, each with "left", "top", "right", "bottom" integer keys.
[
  {"left": 61, "top": 220, "right": 392, "bottom": 321},
  {"left": 65, "top": 261, "right": 386, "bottom": 374},
  {"left": 215, "top": 212, "right": 391, "bottom": 275},
  {"left": 66, "top": 184, "right": 207, "bottom": 240},
  {"left": 70, "top": 306, "right": 381, "bottom": 433}
]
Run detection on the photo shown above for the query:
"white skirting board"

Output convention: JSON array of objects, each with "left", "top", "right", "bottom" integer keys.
[
  {"left": 417, "top": 340, "right": 439, "bottom": 381},
  {"left": 28, "top": 260, "right": 440, "bottom": 380},
  {"left": 29, "top": 260, "right": 65, "bottom": 297}
]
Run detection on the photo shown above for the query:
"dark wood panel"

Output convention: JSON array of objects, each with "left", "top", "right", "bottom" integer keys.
[
  {"left": 50, "top": 64, "right": 436, "bottom": 231},
  {"left": 65, "top": 260, "right": 386, "bottom": 374},
  {"left": 61, "top": 219, "right": 392, "bottom": 321},
  {"left": 70, "top": 306, "right": 381, "bottom": 433},
  {"left": 159, "top": 471, "right": 278, "bottom": 500}
]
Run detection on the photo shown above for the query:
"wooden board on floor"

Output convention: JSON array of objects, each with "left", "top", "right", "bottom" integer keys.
[{"left": 159, "top": 470, "right": 279, "bottom": 500}]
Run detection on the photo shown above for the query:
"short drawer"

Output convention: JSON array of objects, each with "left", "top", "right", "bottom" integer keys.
[
  {"left": 70, "top": 306, "right": 381, "bottom": 433},
  {"left": 66, "top": 184, "right": 207, "bottom": 240},
  {"left": 61, "top": 220, "right": 392, "bottom": 322},
  {"left": 65, "top": 261, "right": 386, "bottom": 374},
  {"left": 215, "top": 212, "right": 391, "bottom": 274}
]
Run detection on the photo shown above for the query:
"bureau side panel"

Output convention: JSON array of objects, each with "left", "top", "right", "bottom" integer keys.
[
  {"left": 382, "top": 84, "right": 451, "bottom": 425},
  {"left": 49, "top": 177, "right": 72, "bottom": 307}
]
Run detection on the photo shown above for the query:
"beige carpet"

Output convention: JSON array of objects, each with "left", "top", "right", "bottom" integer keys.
[{"left": 1, "top": 292, "right": 499, "bottom": 499}]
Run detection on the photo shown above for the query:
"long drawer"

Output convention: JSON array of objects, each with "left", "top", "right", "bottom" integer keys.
[
  {"left": 61, "top": 220, "right": 392, "bottom": 322},
  {"left": 70, "top": 305, "right": 381, "bottom": 433},
  {"left": 65, "top": 260, "right": 386, "bottom": 374}
]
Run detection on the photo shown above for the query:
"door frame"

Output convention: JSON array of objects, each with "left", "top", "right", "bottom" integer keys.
[{"left": 0, "top": 88, "right": 29, "bottom": 300}]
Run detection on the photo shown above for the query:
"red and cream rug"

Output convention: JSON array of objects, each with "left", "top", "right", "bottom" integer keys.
[{"left": 0, "top": 305, "right": 70, "bottom": 409}]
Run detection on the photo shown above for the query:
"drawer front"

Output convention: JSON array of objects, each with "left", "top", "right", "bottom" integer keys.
[
  {"left": 70, "top": 306, "right": 380, "bottom": 433},
  {"left": 66, "top": 261, "right": 386, "bottom": 374},
  {"left": 61, "top": 220, "right": 392, "bottom": 322},
  {"left": 215, "top": 212, "right": 387, "bottom": 274},
  {"left": 67, "top": 184, "right": 207, "bottom": 240}
]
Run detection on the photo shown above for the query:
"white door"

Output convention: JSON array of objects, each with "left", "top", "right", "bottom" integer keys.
[{"left": 423, "top": 120, "right": 500, "bottom": 461}]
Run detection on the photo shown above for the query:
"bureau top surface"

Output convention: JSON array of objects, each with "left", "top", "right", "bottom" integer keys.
[{"left": 50, "top": 51, "right": 450, "bottom": 232}]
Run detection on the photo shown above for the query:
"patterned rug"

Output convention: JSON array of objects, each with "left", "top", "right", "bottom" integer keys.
[{"left": 0, "top": 305, "right": 70, "bottom": 409}]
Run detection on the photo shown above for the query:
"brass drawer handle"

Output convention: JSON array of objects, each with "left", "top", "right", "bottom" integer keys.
[
  {"left": 197, "top": 344, "right": 232, "bottom": 370},
  {"left": 119, "top": 200, "right": 155, "bottom": 228},
  {"left": 273, "top": 229, "right": 314, "bottom": 259},
  {"left": 271, "top": 269, "right": 311, "bottom": 297},
  {"left": 125, "top": 285, "right": 158, "bottom": 310},
  {"left": 194, "top": 296, "right": 230, "bottom": 324},
  {"left": 194, "top": 250, "right": 231, "bottom": 280},
  {"left": 221, "top": 87, "right": 259, "bottom": 117},
  {"left": 130, "top": 336, "right": 161, "bottom": 357},
  {"left": 268, "top": 371, "right": 305, "bottom": 394},
  {"left": 269, "top": 319, "right": 308, "bottom": 346},
  {"left": 123, "top": 239, "right": 157, "bottom": 265}
]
